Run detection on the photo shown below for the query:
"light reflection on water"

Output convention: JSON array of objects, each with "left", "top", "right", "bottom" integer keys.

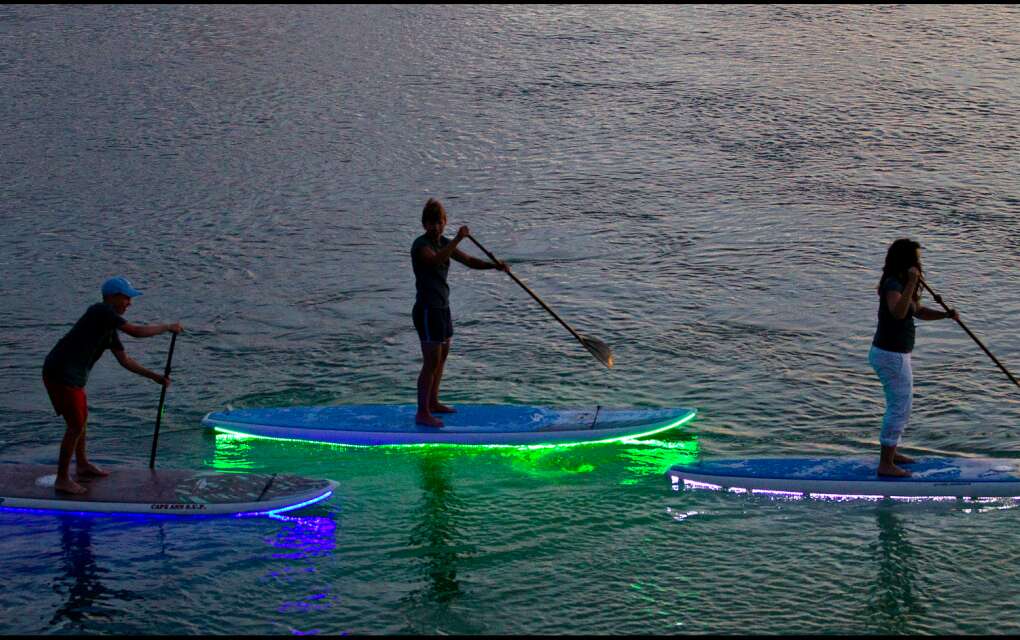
[{"left": 265, "top": 513, "right": 340, "bottom": 636}]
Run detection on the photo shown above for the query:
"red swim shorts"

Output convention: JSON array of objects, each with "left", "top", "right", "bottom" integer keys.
[{"left": 42, "top": 375, "right": 88, "bottom": 428}]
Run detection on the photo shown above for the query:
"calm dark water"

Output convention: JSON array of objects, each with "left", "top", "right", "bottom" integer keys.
[{"left": 2, "top": 4, "right": 1020, "bottom": 635}]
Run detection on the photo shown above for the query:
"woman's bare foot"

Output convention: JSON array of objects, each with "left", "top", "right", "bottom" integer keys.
[
  {"left": 877, "top": 463, "right": 912, "bottom": 478},
  {"left": 77, "top": 463, "right": 110, "bottom": 477},
  {"left": 431, "top": 403, "right": 457, "bottom": 414},
  {"left": 415, "top": 412, "right": 444, "bottom": 428},
  {"left": 54, "top": 477, "right": 88, "bottom": 494},
  {"left": 893, "top": 453, "right": 915, "bottom": 464}
]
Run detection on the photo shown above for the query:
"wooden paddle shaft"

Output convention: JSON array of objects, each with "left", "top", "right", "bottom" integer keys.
[
  {"left": 466, "top": 235, "right": 586, "bottom": 344},
  {"left": 919, "top": 278, "right": 1020, "bottom": 389},
  {"left": 149, "top": 332, "right": 178, "bottom": 468}
]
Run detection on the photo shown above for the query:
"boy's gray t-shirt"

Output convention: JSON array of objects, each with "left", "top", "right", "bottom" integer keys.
[{"left": 43, "top": 302, "right": 126, "bottom": 387}]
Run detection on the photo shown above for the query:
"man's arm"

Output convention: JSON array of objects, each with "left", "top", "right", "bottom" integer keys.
[
  {"left": 112, "top": 349, "right": 169, "bottom": 386},
  {"left": 417, "top": 227, "right": 470, "bottom": 267},
  {"left": 451, "top": 247, "right": 504, "bottom": 270},
  {"left": 120, "top": 322, "right": 183, "bottom": 338}
]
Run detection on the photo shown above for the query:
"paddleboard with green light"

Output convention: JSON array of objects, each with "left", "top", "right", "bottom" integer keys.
[{"left": 202, "top": 404, "right": 696, "bottom": 447}]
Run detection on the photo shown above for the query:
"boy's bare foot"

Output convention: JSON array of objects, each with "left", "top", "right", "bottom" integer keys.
[
  {"left": 54, "top": 478, "right": 88, "bottom": 494},
  {"left": 893, "top": 453, "right": 915, "bottom": 465},
  {"left": 77, "top": 463, "right": 110, "bottom": 478},
  {"left": 877, "top": 463, "right": 912, "bottom": 478},
  {"left": 415, "top": 412, "right": 444, "bottom": 428},
  {"left": 431, "top": 403, "right": 457, "bottom": 414}
]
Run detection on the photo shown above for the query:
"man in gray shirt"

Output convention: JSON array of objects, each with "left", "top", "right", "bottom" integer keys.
[{"left": 411, "top": 198, "right": 507, "bottom": 427}]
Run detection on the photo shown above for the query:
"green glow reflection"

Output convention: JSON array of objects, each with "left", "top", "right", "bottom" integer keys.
[
  {"left": 209, "top": 434, "right": 259, "bottom": 472},
  {"left": 618, "top": 437, "right": 700, "bottom": 484},
  {"left": 497, "top": 446, "right": 600, "bottom": 479},
  {"left": 210, "top": 413, "right": 701, "bottom": 483}
]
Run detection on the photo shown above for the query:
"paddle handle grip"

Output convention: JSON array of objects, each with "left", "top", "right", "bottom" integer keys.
[
  {"left": 920, "top": 278, "right": 1020, "bottom": 390},
  {"left": 466, "top": 235, "right": 585, "bottom": 344},
  {"left": 149, "top": 331, "right": 178, "bottom": 469}
]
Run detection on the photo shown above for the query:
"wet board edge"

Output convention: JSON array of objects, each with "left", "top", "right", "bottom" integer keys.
[
  {"left": 669, "top": 468, "right": 1020, "bottom": 499},
  {"left": 0, "top": 480, "right": 338, "bottom": 517}
]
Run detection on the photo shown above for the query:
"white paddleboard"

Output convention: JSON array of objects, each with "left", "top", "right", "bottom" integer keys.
[{"left": 0, "top": 464, "right": 337, "bottom": 516}]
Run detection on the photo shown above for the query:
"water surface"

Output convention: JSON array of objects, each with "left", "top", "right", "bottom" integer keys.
[{"left": 2, "top": 5, "right": 1019, "bottom": 635}]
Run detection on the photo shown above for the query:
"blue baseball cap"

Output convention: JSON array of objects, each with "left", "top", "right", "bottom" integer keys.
[{"left": 101, "top": 276, "right": 143, "bottom": 298}]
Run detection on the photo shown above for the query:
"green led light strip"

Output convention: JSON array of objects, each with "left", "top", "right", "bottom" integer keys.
[{"left": 212, "top": 410, "right": 697, "bottom": 451}]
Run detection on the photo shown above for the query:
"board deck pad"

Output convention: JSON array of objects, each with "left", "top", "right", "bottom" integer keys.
[
  {"left": 669, "top": 457, "right": 1020, "bottom": 498},
  {"left": 0, "top": 464, "right": 337, "bottom": 516},
  {"left": 203, "top": 404, "right": 697, "bottom": 446}
]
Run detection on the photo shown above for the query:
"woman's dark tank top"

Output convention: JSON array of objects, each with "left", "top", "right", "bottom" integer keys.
[{"left": 872, "top": 276, "right": 915, "bottom": 353}]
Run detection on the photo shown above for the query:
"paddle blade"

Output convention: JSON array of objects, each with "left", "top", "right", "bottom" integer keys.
[{"left": 581, "top": 336, "right": 614, "bottom": 369}]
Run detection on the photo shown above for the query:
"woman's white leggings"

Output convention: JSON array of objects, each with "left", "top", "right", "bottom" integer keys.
[{"left": 868, "top": 345, "right": 913, "bottom": 447}]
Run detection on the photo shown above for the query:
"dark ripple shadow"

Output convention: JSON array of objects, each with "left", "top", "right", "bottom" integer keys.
[
  {"left": 49, "top": 518, "right": 143, "bottom": 632},
  {"left": 395, "top": 453, "right": 482, "bottom": 634}
]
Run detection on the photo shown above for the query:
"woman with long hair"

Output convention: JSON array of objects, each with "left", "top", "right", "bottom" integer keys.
[{"left": 869, "top": 238, "right": 957, "bottom": 477}]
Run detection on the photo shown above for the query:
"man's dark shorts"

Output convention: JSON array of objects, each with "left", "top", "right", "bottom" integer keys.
[{"left": 413, "top": 303, "right": 453, "bottom": 344}]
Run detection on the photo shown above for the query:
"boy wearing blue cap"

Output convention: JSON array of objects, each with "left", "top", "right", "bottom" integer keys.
[{"left": 42, "top": 277, "right": 183, "bottom": 494}]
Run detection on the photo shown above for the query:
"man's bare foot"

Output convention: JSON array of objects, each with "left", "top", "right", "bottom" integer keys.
[
  {"left": 893, "top": 453, "right": 915, "bottom": 464},
  {"left": 431, "top": 403, "right": 457, "bottom": 414},
  {"left": 76, "top": 463, "right": 110, "bottom": 478},
  {"left": 877, "top": 463, "right": 912, "bottom": 478},
  {"left": 415, "top": 412, "right": 444, "bottom": 428},
  {"left": 54, "top": 478, "right": 88, "bottom": 494}
]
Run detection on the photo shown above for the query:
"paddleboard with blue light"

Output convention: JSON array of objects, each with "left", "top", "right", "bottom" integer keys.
[
  {"left": 0, "top": 464, "right": 337, "bottom": 516},
  {"left": 203, "top": 404, "right": 697, "bottom": 447},
  {"left": 669, "top": 457, "right": 1020, "bottom": 499}
]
